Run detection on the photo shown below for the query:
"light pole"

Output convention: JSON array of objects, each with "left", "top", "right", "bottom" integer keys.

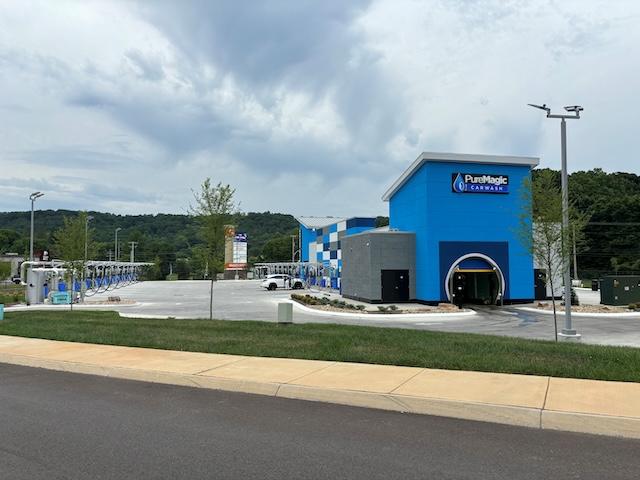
[
  {"left": 81, "top": 215, "right": 94, "bottom": 302},
  {"left": 85, "top": 215, "right": 94, "bottom": 262},
  {"left": 114, "top": 227, "right": 122, "bottom": 262},
  {"left": 29, "top": 192, "right": 44, "bottom": 262},
  {"left": 128, "top": 241, "right": 138, "bottom": 263},
  {"left": 528, "top": 103, "right": 583, "bottom": 340},
  {"left": 290, "top": 235, "right": 296, "bottom": 262}
]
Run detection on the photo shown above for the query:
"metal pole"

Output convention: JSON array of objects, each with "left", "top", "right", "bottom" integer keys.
[
  {"left": 129, "top": 242, "right": 137, "bottom": 263},
  {"left": 82, "top": 217, "right": 88, "bottom": 303},
  {"left": 114, "top": 228, "right": 121, "bottom": 262},
  {"left": 560, "top": 118, "right": 575, "bottom": 335},
  {"left": 528, "top": 103, "right": 582, "bottom": 339},
  {"left": 84, "top": 218, "right": 89, "bottom": 262},
  {"left": 572, "top": 225, "right": 578, "bottom": 280},
  {"left": 29, "top": 198, "right": 35, "bottom": 262}
]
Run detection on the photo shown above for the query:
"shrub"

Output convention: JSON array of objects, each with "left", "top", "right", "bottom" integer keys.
[
  {"left": 293, "top": 293, "right": 370, "bottom": 312},
  {"left": 377, "top": 306, "right": 389, "bottom": 312},
  {"left": 389, "top": 305, "right": 398, "bottom": 311},
  {"left": 561, "top": 287, "right": 580, "bottom": 306}
]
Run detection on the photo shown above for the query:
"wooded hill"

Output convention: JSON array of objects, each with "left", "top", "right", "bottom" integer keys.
[
  {"left": 0, "top": 210, "right": 299, "bottom": 278},
  {"left": 532, "top": 168, "right": 640, "bottom": 277},
  {"left": 0, "top": 167, "right": 638, "bottom": 279}
]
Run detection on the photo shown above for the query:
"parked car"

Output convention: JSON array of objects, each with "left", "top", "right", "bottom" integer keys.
[
  {"left": 261, "top": 274, "right": 304, "bottom": 291},
  {"left": 11, "top": 276, "right": 22, "bottom": 284}
]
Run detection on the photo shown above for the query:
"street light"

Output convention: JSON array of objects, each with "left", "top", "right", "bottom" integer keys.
[
  {"left": 85, "top": 215, "right": 94, "bottom": 262},
  {"left": 114, "top": 227, "right": 122, "bottom": 262},
  {"left": 81, "top": 215, "right": 94, "bottom": 303},
  {"left": 29, "top": 192, "right": 45, "bottom": 262},
  {"left": 528, "top": 103, "right": 583, "bottom": 340}
]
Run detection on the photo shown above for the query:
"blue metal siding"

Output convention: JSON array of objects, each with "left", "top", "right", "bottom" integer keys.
[
  {"left": 347, "top": 217, "right": 376, "bottom": 229},
  {"left": 389, "top": 161, "right": 533, "bottom": 302},
  {"left": 389, "top": 163, "right": 430, "bottom": 300},
  {"left": 300, "top": 225, "right": 316, "bottom": 262},
  {"left": 299, "top": 217, "right": 376, "bottom": 289}
]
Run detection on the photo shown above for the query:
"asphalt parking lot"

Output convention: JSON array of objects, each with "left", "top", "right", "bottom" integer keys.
[{"left": 77, "top": 280, "right": 640, "bottom": 347}]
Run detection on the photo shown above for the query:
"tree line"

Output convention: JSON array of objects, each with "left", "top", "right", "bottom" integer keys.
[
  {"left": 1, "top": 168, "right": 638, "bottom": 279},
  {"left": 0, "top": 207, "right": 299, "bottom": 280},
  {"left": 532, "top": 168, "right": 640, "bottom": 278}
]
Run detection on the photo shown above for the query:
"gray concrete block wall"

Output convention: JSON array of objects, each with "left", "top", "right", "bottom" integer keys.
[
  {"left": 340, "top": 233, "right": 374, "bottom": 301},
  {"left": 342, "top": 231, "right": 416, "bottom": 302}
]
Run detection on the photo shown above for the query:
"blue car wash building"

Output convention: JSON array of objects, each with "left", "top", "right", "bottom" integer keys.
[
  {"left": 296, "top": 216, "right": 377, "bottom": 289},
  {"left": 340, "top": 152, "right": 539, "bottom": 304}
]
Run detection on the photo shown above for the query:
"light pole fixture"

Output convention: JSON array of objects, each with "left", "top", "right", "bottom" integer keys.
[
  {"left": 29, "top": 191, "right": 45, "bottom": 262},
  {"left": 528, "top": 103, "right": 583, "bottom": 340},
  {"left": 114, "top": 227, "right": 122, "bottom": 262}
]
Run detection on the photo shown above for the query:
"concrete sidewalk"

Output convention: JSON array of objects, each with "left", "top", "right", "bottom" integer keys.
[{"left": 0, "top": 335, "right": 639, "bottom": 439}]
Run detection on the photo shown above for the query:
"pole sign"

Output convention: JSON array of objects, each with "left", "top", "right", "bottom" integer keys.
[
  {"left": 452, "top": 173, "right": 509, "bottom": 194},
  {"left": 225, "top": 231, "right": 248, "bottom": 270}
]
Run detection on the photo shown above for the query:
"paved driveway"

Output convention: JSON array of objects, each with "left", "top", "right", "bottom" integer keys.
[{"left": 81, "top": 280, "right": 640, "bottom": 347}]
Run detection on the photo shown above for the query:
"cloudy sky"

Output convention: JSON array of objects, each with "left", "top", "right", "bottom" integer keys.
[{"left": 1, "top": 0, "right": 638, "bottom": 217}]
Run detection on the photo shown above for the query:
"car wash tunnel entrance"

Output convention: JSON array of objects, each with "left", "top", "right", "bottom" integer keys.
[{"left": 446, "top": 254, "right": 505, "bottom": 306}]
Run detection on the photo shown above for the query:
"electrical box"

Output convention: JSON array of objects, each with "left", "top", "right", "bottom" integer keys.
[
  {"left": 51, "top": 291, "right": 71, "bottom": 305},
  {"left": 600, "top": 275, "right": 640, "bottom": 306}
]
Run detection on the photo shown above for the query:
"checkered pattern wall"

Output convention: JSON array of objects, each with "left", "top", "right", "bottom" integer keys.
[{"left": 315, "top": 217, "right": 376, "bottom": 288}]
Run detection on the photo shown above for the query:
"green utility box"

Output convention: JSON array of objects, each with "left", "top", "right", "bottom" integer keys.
[
  {"left": 51, "top": 291, "right": 72, "bottom": 305},
  {"left": 600, "top": 275, "right": 640, "bottom": 306}
]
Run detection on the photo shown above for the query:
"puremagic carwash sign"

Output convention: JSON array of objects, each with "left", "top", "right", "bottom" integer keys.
[{"left": 451, "top": 173, "right": 509, "bottom": 194}]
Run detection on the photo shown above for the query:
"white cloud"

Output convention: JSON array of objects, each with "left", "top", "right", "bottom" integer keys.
[{"left": 0, "top": 0, "right": 639, "bottom": 217}]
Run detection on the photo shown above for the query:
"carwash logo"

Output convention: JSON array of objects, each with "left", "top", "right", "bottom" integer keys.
[{"left": 451, "top": 173, "right": 509, "bottom": 194}]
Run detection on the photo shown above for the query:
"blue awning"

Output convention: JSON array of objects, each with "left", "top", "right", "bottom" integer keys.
[{"left": 458, "top": 257, "right": 493, "bottom": 271}]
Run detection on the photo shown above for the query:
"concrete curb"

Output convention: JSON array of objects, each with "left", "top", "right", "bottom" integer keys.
[
  {"left": 284, "top": 299, "right": 476, "bottom": 320},
  {"left": 118, "top": 313, "right": 191, "bottom": 320},
  {"left": 1, "top": 340, "right": 639, "bottom": 440},
  {"left": 0, "top": 351, "right": 540, "bottom": 429},
  {"left": 516, "top": 306, "right": 640, "bottom": 318},
  {"left": 5, "top": 303, "right": 140, "bottom": 312}
]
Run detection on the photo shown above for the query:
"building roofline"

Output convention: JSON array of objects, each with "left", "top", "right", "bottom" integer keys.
[
  {"left": 295, "top": 215, "right": 378, "bottom": 229},
  {"left": 295, "top": 216, "right": 346, "bottom": 229},
  {"left": 381, "top": 152, "right": 540, "bottom": 201},
  {"left": 345, "top": 227, "right": 415, "bottom": 239}
]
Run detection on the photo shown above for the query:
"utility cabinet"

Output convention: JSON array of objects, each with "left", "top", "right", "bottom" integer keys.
[{"left": 600, "top": 275, "right": 640, "bottom": 306}]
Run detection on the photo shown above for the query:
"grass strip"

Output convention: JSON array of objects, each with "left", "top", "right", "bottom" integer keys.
[{"left": 1, "top": 310, "right": 639, "bottom": 383}]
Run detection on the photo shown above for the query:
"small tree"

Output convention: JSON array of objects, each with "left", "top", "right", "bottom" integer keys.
[
  {"left": 190, "top": 179, "right": 238, "bottom": 320},
  {"left": 53, "top": 212, "right": 96, "bottom": 308},
  {"left": 518, "top": 171, "right": 588, "bottom": 341},
  {"left": 0, "top": 261, "right": 11, "bottom": 281}
]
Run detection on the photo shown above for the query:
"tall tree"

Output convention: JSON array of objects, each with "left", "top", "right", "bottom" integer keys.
[
  {"left": 261, "top": 231, "right": 298, "bottom": 262},
  {"left": 190, "top": 179, "right": 238, "bottom": 320},
  {"left": 518, "top": 171, "right": 588, "bottom": 341}
]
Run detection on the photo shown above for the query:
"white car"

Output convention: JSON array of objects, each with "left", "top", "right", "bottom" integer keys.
[{"left": 261, "top": 274, "right": 304, "bottom": 291}]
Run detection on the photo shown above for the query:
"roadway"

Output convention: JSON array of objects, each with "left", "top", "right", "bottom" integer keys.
[
  {"left": 1, "top": 363, "right": 639, "bottom": 480},
  {"left": 82, "top": 280, "right": 640, "bottom": 347}
]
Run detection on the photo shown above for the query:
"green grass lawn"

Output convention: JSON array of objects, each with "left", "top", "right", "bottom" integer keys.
[{"left": 1, "top": 310, "right": 639, "bottom": 382}]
